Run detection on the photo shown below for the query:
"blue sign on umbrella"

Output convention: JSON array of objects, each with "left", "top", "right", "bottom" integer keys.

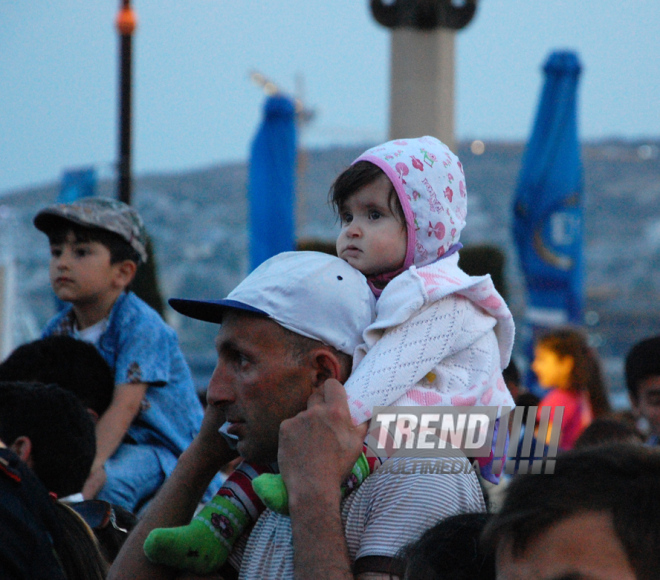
[
  {"left": 248, "top": 95, "right": 297, "bottom": 271},
  {"left": 58, "top": 167, "right": 97, "bottom": 203},
  {"left": 513, "top": 51, "right": 583, "bottom": 391}
]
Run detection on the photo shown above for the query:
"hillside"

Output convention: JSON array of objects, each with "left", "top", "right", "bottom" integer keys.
[{"left": 2, "top": 140, "right": 659, "bottom": 406}]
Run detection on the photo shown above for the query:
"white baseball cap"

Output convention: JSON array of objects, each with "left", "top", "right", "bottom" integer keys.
[{"left": 169, "top": 251, "right": 375, "bottom": 355}]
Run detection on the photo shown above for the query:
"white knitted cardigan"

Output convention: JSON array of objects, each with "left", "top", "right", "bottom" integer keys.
[{"left": 346, "top": 252, "right": 515, "bottom": 425}]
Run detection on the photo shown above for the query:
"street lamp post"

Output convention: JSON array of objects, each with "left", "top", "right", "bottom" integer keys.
[{"left": 116, "top": 0, "right": 137, "bottom": 205}]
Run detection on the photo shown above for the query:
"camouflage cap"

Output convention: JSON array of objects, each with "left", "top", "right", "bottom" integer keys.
[{"left": 33, "top": 197, "right": 148, "bottom": 263}]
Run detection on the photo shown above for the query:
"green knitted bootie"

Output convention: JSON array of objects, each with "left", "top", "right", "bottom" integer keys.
[
  {"left": 253, "top": 452, "right": 371, "bottom": 515},
  {"left": 143, "top": 494, "right": 250, "bottom": 574}
]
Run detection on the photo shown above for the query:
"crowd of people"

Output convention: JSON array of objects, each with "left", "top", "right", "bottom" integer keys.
[{"left": 1, "top": 136, "right": 658, "bottom": 579}]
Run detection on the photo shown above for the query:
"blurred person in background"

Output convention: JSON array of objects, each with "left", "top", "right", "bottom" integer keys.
[
  {"left": 532, "top": 327, "right": 611, "bottom": 450},
  {"left": 625, "top": 335, "right": 660, "bottom": 445},
  {"left": 483, "top": 443, "right": 660, "bottom": 580}
]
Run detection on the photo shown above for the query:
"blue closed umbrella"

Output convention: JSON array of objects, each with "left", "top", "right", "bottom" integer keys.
[
  {"left": 248, "top": 95, "right": 297, "bottom": 271},
  {"left": 513, "top": 51, "right": 584, "bottom": 391}
]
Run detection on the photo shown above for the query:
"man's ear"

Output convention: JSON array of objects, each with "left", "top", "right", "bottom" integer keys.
[
  {"left": 113, "top": 259, "right": 137, "bottom": 289},
  {"left": 9, "top": 436, "right": 33, "bottom": 466},
  {"left": 310, "top": 348, "right": 344, "bottom": 387}
]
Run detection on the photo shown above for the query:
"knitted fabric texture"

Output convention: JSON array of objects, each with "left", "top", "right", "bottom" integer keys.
[{"left": 346, "top": 253, "right": 515, "bottom": 425}]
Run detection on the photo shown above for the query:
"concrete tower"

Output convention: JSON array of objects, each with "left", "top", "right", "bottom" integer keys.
[{"left": 371, "top": 0, "right": 478, "bottom": 151}]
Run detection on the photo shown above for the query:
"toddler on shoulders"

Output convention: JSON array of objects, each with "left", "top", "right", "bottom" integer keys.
[{"left": 144, "top": 137, "right": 515, "bottom": 575}]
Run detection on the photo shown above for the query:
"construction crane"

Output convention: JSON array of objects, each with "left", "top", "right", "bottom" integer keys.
[{"left": 249, "top": 70, "right": 316, "bottom": 127}]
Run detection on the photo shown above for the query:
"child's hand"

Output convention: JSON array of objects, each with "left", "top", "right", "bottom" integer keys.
[{"left": 82, "top": 465, "right": 106, "bottom": 499}]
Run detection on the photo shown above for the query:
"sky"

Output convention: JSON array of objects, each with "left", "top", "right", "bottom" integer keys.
[{"left": 1, "top": 0, "right": 659, "bottom": 195}]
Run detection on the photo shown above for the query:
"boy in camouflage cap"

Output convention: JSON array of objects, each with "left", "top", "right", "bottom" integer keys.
[{"left": 34, "top": 197, "right": 223, "bottom": 512}]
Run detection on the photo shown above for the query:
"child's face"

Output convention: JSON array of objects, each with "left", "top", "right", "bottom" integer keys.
[
  {"left": 49, "top": 231, "right": 125, "bottom": 307},
  {"left": 532, "top": 346, "right": 574, "bottom": 391},
  {"left": 336, "top": 174, "right": 407, "bottom": 277}
]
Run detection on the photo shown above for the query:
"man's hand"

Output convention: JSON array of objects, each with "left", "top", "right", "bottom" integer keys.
[
  {"left": 195, "top": 404, "right": 238, "bottom": 468},
  {"left": 278, "top": 379, "right": 368, "bottom": 580},
  {"left": 279, "top": 378, "right": 367, "bottom": 503},
  {"left": 109, "top": 404, "right": 236, "bottom": 580}
]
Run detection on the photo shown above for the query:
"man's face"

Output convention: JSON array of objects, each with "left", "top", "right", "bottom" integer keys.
[
  {"left": 496, "top": 511, "right": 635, "bottom": 580},
  {"left": 206, "top": 311, "right": 314, "bottom": 464},
  {"left": 632, "top": 375, "right": 660, "bottom": 437}
]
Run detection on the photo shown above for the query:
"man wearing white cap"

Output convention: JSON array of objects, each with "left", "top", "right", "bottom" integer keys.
[{"left": 110, "top": 252, "right": 485, "bottom": 580}]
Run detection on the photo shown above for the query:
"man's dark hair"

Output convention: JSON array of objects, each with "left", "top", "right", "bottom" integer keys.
[
  {"left": 274, "top": 317, "right": 353, "bottom": 384},
  {"left": 574, "top": 417, "right": 644, "bottom": 449},
  {"left": 0, "top": 382, "right": 96, "bottom": 498},
  {"left": 625, "top": 335, "right": 660, "bottom": 402},
  {"left": 329, "top": 160, "right": 406, "bottom": 225},
  {"left": 482, "top": 443, "right": 660, "bottom": 580},
  {"left": 502, "top": 359, "right": 520, "bottom": 390},
  {"left": 0, "top": 336, "right": 114, "bottom": 418},
  {"left": 512, "top": 391, "right": 541, "bottom": 426},
  {"left": 45, "top": 219, "right": 142, "bottom": 266},
  {"left": 392, "top": 512, "right": 495, "bottom": 580}
]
